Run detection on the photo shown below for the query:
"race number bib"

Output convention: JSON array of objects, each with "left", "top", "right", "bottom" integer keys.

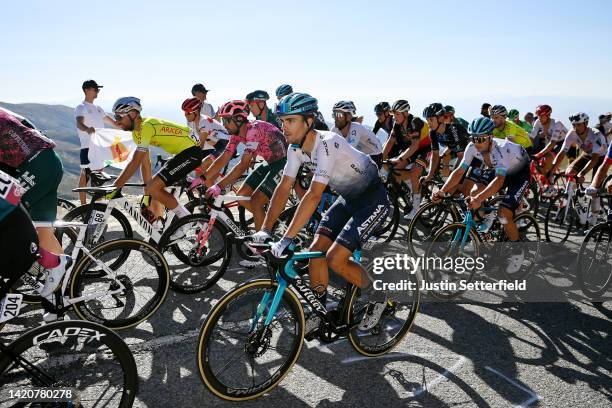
[{"left": 0, "top": 171, "right": 25, "bottom": 206}]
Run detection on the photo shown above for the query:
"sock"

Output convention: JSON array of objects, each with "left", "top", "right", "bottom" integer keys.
[
  {"left": 591, "top": 197, "right": 602, "bottom": 213},
  {"left": 38, "top": 248, "right": 60, "bottom": 269},
  {"left": 412, "top": 193, "right": 422, "bottom": 208},
  {"left": 172, "top": 204, "right": 190, "bottom": 219},
  {"left": 359, "top": 268, "right": 386, "bottom": 303}
]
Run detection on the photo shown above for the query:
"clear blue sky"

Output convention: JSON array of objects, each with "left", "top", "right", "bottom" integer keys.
[{"left": 2, "top": 0, "right": 612, "bottom": 126}]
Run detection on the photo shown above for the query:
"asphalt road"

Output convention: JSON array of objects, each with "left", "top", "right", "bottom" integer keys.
[{"left": 3, "top": 205, "right": 611, "bottom": 408}]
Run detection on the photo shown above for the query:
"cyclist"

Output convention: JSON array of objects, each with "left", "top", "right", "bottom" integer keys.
[
  {"left": 181, "top": 97, "right": 230, "bottom": 187},
  {"left": 373, "top": 102, "right": 393, "bottom": 135},
  {"left": 275, "top": 84, "right": 293, "bottom": 101},
  {"left": 331, "top": 100, "right": 383, "bottom": 166},
  {"left": 508, "top": 109, "right": 533, "bottom": 133},
  {"left": 524, "top": 112, "right": 535, "bottom": 127},
  {"left": 489, "top": 105, "right": 533, "bottom": 152},
  {"left": 529, "top": 105, "right": 568, "bottom": 191},
  {"left": 246, "top": 90, "right": 282, "bottom": 129},
  {"left": 111, "top": 97, "right": 205, "bottom": 228},
  {"left": 444, "top": 105, "right": 469, "bottom": 130},
  {"left": 205, "top": 100, "right": 288, "bottom": 231},
  {"left": 586, "top": 141, "right": 612, "bottom": 222},
  {"left": 422, "top": 103, "right": 469, "bottom": 184},
  {"left": 383, "top": 99, "right": 431, "bottom": 219},
  {"left": 254, "top": 93, "right": 391, "bottom": 332},
  {"left": 0, "top": 109, "right": 65, "bottom": 256},
  {"left": 433, "top": 117, "right": 531, "bottom": 274},
  {"left": 0, "top": 169, "right": 69, "bottom": 300},
  {"left": 481, "top": 103, "right": 491, "bottom": 118}
]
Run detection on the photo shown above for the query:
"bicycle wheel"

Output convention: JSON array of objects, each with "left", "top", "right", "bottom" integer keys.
[
  {"left": 60, "top": 203, "right": 134, "bottom": 247},
  {"left": 347, "top": 274, "right": 420, "bottom": 356},
  {"left": 57, "top": 197, "right": 77, "bottom": 220},
  {"left": 70, "top": 239, "right": 169, "bottom": 329},
  {"left": 161, "top": 214, "right": 232, "bottom": 294},
  {"left": 0, "top": 320, "right": 138, "bottom": 407},
  {"left": 522, "top": 179, "right": 540, "bottom": 217},
  {"left": 371, "top": 191, "right": 401, "bottom": 242},
  {"left": 503, "top": 213, "right": 541, "bottom": 280},
  {"left": 544, "top": 194, "right": 575, "bottom": 243},
  {"left": 197, "top": 279, "right": 305, "bottom": 401},
  {"left": 577, "top": 223, "right": 612, "bottom": 298},
  {"left": 407, "top": 201, "right": 459, "bottom": 257},
  {"left": 274, "top": 205, "right": 321, "bottom": 250},
  {"left": 424, "top": 223, "right": 481, "bottom": 300}
]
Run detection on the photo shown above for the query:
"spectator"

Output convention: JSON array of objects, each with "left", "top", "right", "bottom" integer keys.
[
  {"left": 74, "top": 80, "right": 117, "bottom": 204},
  {"left": 191, "top": 83, "right": 215, "bottom": 117}
]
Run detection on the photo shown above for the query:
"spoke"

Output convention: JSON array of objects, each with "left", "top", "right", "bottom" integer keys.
[{"left": 214, "top": 348, "right": 247, "bottom": 377}]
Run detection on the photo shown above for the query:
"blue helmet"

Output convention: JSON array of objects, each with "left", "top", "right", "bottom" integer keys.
[
  {"left": 276, "top": 93, "right": 318, "bottom": 116},
  {"left": 468, "top": 117, "right": 496, "bottom": 135},
  {"left": 275, "top": 84, "right": 293, "bottom": 99}
]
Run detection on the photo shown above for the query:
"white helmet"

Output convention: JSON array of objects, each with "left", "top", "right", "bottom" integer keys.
[
  {"left": 333, "top": 100, "right": 356, "bottom": 115},
  {"left": 112, "top": 97, "right": 142, "bottom": 116},
  {"left": 569, "top": 112, "right": 589, "bottom": 125}
]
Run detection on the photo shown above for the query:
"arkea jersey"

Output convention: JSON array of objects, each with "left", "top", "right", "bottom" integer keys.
[
  {"left": 459, "top": 138, "right": 529, "bottom": 177},
  {"left": 283, "top": 131, "right": 380, "bottom": 200},
  {"left": 132, "top": 117, "right": 197, "bottom": 155},
  {"left": 225, "top": 120, "right": 287, "bottom": 164},
  {"left": 492, "top": 120, "right": 532, "bottom": 148}
]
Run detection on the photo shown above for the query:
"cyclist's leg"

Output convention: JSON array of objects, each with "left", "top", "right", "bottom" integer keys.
[
  {"left": 248, "top": 159, "right": 285, "bottom": 230},
  {"left": 17, "top": 149, "right": 63, "bottom": 254},
  {"left": 0, "top": 205, "right": 39, "bottom": 283},
  {"left": 499, "top": 166, "right": 531, "bottom": 241}
]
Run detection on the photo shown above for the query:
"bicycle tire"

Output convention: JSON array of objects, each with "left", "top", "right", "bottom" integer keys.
[
  {"left": 57, "top": 197, "right": 77, "bottom": 220},
  {"left": 0, "top": 320, "right": 138, "bottom": 407},
  {"left": 577, "top": 223, "right": 612, "bottom": 298},
  {"left": 407, "top": 201, "right": 460, "bottom": 257},
  {"left": 544, "top": 194, "right": 574, "bottom": 243},
  {"left": 502, "top": 213, "right": 541, "bottom": 280},
  {"left": 196, "top": 279, "right": 305, "bottom": 401},
  {"left": 372, "top": 190, "right": 401, "bottom": 242},
  {"left": 60, "top": 203, "right": 134, "bottom": 248},
  {"left": 70, "top": 239, "right": 169, "bottom": 329}
]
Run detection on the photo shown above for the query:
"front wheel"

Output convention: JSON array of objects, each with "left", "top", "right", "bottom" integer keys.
[
  {"left": 577, "top": 223, "right": 612, "bottom": 298},
  {"left": 544, "top": 194, "right": 574, "bottom": 243},
  {"left": 197, "top": 279, "right": 305, "bottom": 401}
]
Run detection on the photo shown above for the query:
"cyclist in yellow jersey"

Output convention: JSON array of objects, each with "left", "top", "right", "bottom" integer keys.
[
  {"left": 489, "top": 104, "right": 533, "bottom": 152},
  {"left": 110, "top": 97, "right": 205, "bottom": 227}
]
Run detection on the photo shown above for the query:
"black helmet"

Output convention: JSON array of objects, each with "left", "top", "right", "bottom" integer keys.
[
  {"left": 423, "top": 103, "right": 446, "bottom": 118},
  {"left": 245, "top": 90, "right": 270, "bottom": 102},
  {"left": 374, "top": 102, "right": 391, "bottom": 114}
]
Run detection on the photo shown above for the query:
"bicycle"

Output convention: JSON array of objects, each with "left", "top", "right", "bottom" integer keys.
[
  {"left": 425, "top": 199, "right": 541, "bottom": 299},
  {"left": 0, "top": 278, "right": 138, "bottom": 407},
  {"left": 13, "top": 220, "right": 169, "bottom": 329},
  {"left": 576, "top": 193, "right": 612, "bottom": 298},
  {"left": 196, "top": 238, "right": 420, "bottom": 400}
]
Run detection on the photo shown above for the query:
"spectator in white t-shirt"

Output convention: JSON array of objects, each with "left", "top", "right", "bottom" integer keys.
[
  {"left": 74, "top": 79, "right": 117, "bottom": 204},
  {"left": 191, "top": 83, "right": 215, "bottom": 117}
]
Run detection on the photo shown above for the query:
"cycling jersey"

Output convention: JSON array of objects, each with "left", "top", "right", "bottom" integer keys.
[
  {"left": 459, "top": 138, "right": 529, "bottom": 177},
  {"left": 133, "top": 117, "right": 197, "bottom": 155},
  {"left": 0, "top": 107, "right": 37, "bottom": 130},
  {"left": 0, "top": 109, "right": 55, "bottom": 168},
  {"left": 373, "top": 118, "right": 394, "bottom": 135},
  {"left": 0, "top": 169, "right": 25, "bottom": 222},
  {"left": 255, "top": 110, "right": 282, "bottom": 129},
  {"left": 453, "top": 117, "right": 469, "bottom": 130},
  {"left": 314, "top": 111, "right": 329, "bottom": 131},
  {"left": 530, "top": 118, "right": 567, "bottom": 144},
  {"left": 283, "top": 131, "right": 380, "bottom": 200},
  {"left": 331, "top": 122, "right": 383, "bottom": 155},
  {"left": 430, "top": 123, "right": 469, "bottom": 155},
  {"left": 605, "top": 142, "right": 612, "bottom": 164},
  {"left": 388, "top": 115, "right": 430, "bottom": 157},
  {"left": 492, "top": 120, "right": 532, "bottom": 148},
  {"left": 225, "top": 120, "right": 287, "bottom": 164},
  {"left": 560, "top": 128, "right": 607, "bottom": 157},
  {"left": 187, "top": 116, "right": 230, "bottom": 150}
]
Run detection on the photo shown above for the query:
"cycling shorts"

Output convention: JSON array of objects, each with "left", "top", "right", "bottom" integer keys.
[
  {"left": 156, "top": 146, "right": 206, "bottom": 186},
  {"left": 316, "top": 182, "right": 390, "bottom": 252},
  {"left": 80, "top": 148, "right": 90, "bottom": 168},
  {"left": 244, "top": 158, "right": 287, "bottom": 198},
  {"left": 16, "top": 149, "right": 63, "bottom": 224},
  {"left": 467, "top": 162, "right": 530, "bottom": 212}
]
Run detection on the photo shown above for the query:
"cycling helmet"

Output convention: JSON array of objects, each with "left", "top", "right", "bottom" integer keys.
[
  {"left": 245, "top": 90, "right": 270, "bottom": 102},
  {"left": 468, "top": 117, "right": 496, "bottom": 135},
  {"left": 218, "top": 100, "right": 250, "bottom": 119},
  {"left": 391, "top": 100, "right": 410, "bottom": 113},
  {"left": 489, "top": 104, "right": 508, "bottom": 117},
  {"left": 374, "top": 102, "right": 391, "bottom": 114},
  {"left": 112, "top": 97, "right": 142, "bottom": 115},
  {"left": 276, "top": 93, "right": 318, "bottom": 116},
  {"left": 181, "top": 97, "right": 202, "bottom": 114},
  {"left": 535, "top": 104, "right": 552, "bottom": 116},
  {"left": 508, "top": 109, "right": 520, "bottom": 120},
  {"left": 569, "top": 112, "right": 589, "bottom": 125},
  {"left": 275, "top": 84, "right": 293, "bottom": 99},
  {"left": 444, "top": 105, "right": 455, "bottom": 114},
  {"left": 423, "top": 102, "right": 446, "bottom": 118},
  {"left": 333, "top": 100, "right": 356, "bottom": 115}
]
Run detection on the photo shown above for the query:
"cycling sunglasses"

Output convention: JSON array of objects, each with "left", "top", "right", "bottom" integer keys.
[{"left": 470, "top": 135, "right": 490, "bottom": 144}]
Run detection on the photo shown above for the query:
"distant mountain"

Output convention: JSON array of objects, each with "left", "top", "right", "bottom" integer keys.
[{"left": 0, "top": 101, "right": 82, "bottom": 198}]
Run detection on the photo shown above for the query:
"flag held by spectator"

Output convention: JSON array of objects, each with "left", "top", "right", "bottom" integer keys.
[{"left": 88, "top": 128, "right": 135, "bottom": 170}]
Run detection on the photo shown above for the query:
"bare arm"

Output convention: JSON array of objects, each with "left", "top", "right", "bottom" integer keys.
[
  {"left": 283, "top": 181, "right": 326, "bottom": 239},
  {"left": 76, "top": 116, "right": 94, "bottom": 133},
  {"left": 114, "top": 150, "right": 147, "bottom": 188},
  {"left": 217, "top": 153, "right": 252, "bottom": 189},
  {"left": 205, "top": 151, "right": 232, "bottom": 180}
]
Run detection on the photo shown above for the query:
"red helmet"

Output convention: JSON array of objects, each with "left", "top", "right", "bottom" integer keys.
[
  {"left": 536, "top": 104, "right": 552, "bottom": 116},
  {"left": 181, "top": 97, "right": 202, "bottom": 114},
  {"left": 218, "top": 100, "right": 250, "bottom": 119}
]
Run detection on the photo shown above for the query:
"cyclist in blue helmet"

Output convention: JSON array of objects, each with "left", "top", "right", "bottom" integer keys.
[
  {"left": 254, "top": 92, "right": 392, "bottom": 334},
  {"left": 275, "top": 84, "right": 293, "bottom": 100},
  {"left": 433, "top": 116, "right": 531, "bottom": 275}
]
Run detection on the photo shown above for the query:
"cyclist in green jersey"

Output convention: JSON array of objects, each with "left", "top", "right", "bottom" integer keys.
[
  {"left": 246, "top": 90, "right": 282, "bottom": 129},
  {"left": 489, "top": 105, "right": 533, "bottom": 152}
]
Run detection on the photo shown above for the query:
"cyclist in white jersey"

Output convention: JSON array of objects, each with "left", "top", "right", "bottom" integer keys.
[
  {"left": 253, "top": 93, "right": 391, "bottom": 332},
  {"left": 433, "top": 117, "right": 531, "bottom": 274},
  {"left": 530, "top": 104, "right": 568, "bottom": 188},
  {"left": 330, "top": 101, "right": 383, "bottom": 167}
]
